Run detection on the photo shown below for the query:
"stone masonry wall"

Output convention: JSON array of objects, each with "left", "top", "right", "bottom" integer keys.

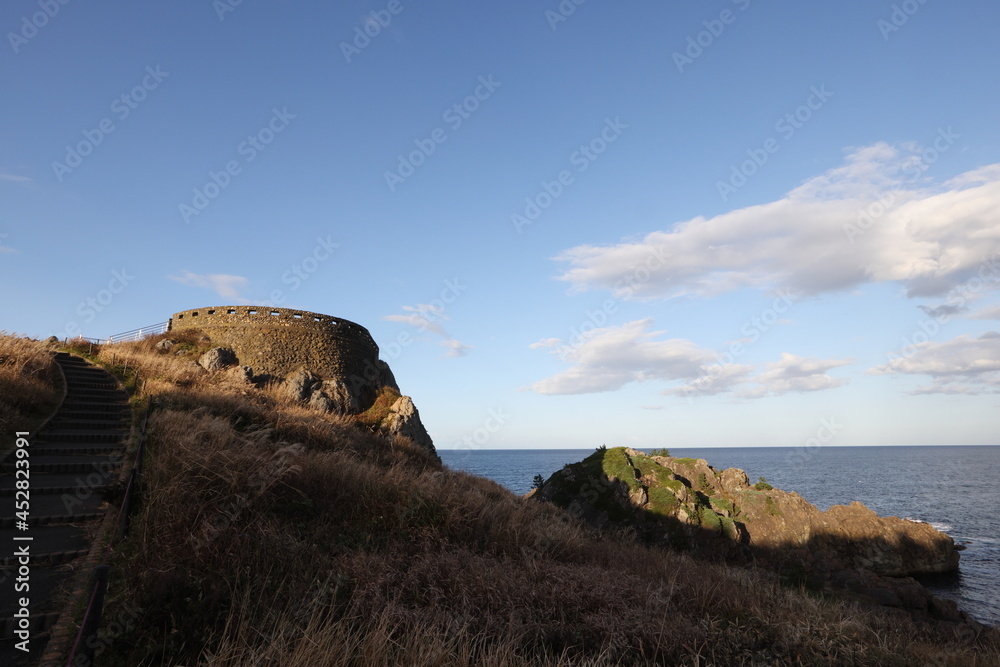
[{"left": 168, "top": 306, "right": 381, "bottom": 382}]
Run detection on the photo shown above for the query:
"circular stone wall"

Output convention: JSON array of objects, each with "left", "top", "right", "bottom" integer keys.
[{"left": 168, "top": 306, "right": 380, "bottom": 380}]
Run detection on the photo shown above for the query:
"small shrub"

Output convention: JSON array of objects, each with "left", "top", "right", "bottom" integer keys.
[
  {"left": 531, "top": 474, "right": 545, "bottom": 490},
  {"left": 754, "top": 476, "right": 773, "bottom": 491},
  {"left": 649, "top": 447, "right": 671, "bottom": 457},
  {"left": 697, "top": 472, "right": 711, "bottom": 492}
]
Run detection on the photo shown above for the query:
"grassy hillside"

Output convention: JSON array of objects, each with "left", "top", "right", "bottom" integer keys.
[
  {"left": 12, "top": 333, "right": 998, "bottom": 665},
  {"left": 0, "top": 333, "right": 61, "bottom": 452}
]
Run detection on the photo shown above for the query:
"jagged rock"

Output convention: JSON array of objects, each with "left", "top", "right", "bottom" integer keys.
[
  {"left": 45, "top": 335, "right": 59, "bottom": 345},
  {"left": 384, "top": 396, "right": 435, "bottom": 454},
  {"left": 225, "top": 365, "right": 255, "bottom": 385},
  {"left": 308, "top": 390, "right": 335, "bottom": 413},
  {"left": 155, "top": 339, "right": 176, "bottom": 352},
  {"left": 374, "top": 360, "right": 399, "bottom": 392},
  {"left": 320, "top": 378, "right": 361, "bottom": 414},
  {"left": 285, "top": 368, "right": 320, "bottom": 402},
  {"left": 198, "top": 347, "right": 238, "bottom": 371}
]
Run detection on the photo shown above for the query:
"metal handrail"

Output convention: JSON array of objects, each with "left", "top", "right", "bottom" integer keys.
[
  {"left": 105, "top": 321, "right": 169, "bottom": 344},
  {"left": 65, "top": 401, "right": 153, "bottom": 666}
]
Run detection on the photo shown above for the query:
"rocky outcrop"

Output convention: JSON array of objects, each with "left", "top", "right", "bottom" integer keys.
[
  {"left": 199, "top": 347, "right": 238, "bottom": 371},
  {"left": 383, "top": 396, "right": 434, "bottom": 454},
  {"left": 186, "top": 323, "right": 435, "bottom": 457},
  {"left": 531, "top": 447, "right": 973, "bottom": 630}
]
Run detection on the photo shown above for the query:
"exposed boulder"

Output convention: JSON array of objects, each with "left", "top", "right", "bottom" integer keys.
[
  {"left": 285, "top": 368, "right": 321, "bottom": 402},
  {"left": 320, "top": 378, "right": 361, "bottom": 415},
  {"left": 155, "top": 338, "right": 176, "bottom": 352},
  {"left": 224, "top": 365, "right": 255, "bottom": 386},
  {"left": 198, "top": 347, "right": 238, "bottom": 372},
  {"left": 384, "top": 395, "right": 435, "bottom": 455}
]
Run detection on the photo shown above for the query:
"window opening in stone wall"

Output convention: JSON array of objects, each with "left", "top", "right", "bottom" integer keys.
[
  {"left": 314, "top": 317, "right": 321, "bottom": 322},
  {"left": 293, "top": 313, "right": 302, "bottom": 319},
  {"left": 270, "top": 311, "right": 280, "bottom": 316},
  {"left": 249, "top": 310, "right": 257, "bottom": 315},
  {"left": 228, "top": 309, "right": 236, "bottom": 314},
  {"left": 208, "top": 310, "right": 216, "bottom": 314},
  {"left": 192, "top": 312, "right": 199, "bottom": 316}
]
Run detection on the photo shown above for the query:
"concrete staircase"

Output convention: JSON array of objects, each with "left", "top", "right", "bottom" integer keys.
[{"left": 0, "top": 352, "right": 131, "bottom": 666}]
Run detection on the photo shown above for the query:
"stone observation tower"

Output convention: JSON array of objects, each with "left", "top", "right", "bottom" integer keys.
[
  {"left": 169, "top": 306, "right": 381, "bottom": 380},
  {"left": 167, "top": 306, "right": 434, "bottom": 454}
]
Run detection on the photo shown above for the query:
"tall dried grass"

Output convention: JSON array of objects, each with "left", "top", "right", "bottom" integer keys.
[
  {"left": 88, "top": 336, "right": 1000, "bottom": 666},
  {"left": 0, "top": 333, "right": 59, "bottom": 448}
]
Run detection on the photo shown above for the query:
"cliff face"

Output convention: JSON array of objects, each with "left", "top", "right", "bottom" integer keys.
[{"left": 532, "top": 447, "right": 974, "bottom": 629}]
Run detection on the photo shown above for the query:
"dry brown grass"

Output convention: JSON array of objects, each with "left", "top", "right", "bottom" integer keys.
[
  {"left": 84, "top": 336, "right": 1000, "bottom": 666},
  {"left": 0, "top": 333, "right": 60, "bottom": 449}
]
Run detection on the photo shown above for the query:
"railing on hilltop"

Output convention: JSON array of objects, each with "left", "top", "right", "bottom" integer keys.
[
  {"left": 61, "top": 321, "right": 170, "bottom": 347},
  {"left": 105, "top": 321, "right": 170, "bottom": 344}
]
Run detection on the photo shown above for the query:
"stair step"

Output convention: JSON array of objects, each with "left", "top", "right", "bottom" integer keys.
[
  {"left": 33, "top": 430, "right": 126, "bottom": 444},
  {"left": 3, "top": 456, "right": 122, "bottom": 475}
]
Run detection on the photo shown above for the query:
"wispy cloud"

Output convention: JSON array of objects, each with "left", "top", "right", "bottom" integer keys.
[
  {"left": 0, "top": 173, "right": 32, "bottom": 185},
  {"left": 0, "top": 232, "right": 14, "bottom": 254},
  {"left": 168, "top": 270, "right": 250, "bottom": 300},
  {"left": 869, "top": 331, "right": 1000, "bottom": 395},
  {"left": 530, "top": 319, "right": 852, "bottom": 399},
  {"left": 383, "top": 303, "right": 472, "bottom": 358},
  {"left": 553, "top": 143, "right": 1000, "bottom": 301},
  {"left": 737, "top": 353, "right": 852, "bottom": 398}
]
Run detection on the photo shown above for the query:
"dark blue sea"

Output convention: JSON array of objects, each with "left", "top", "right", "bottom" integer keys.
[{"left": 440, "top": 445, "right": 1000, "bottom": 626}]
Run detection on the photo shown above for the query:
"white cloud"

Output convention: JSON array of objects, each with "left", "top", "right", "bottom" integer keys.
[
  {"left": 869, "top": 331, "right": 1000, "bottom": 395},
  {"left": 738, "top": 353, "right": 852, "bottom": 398},
  {"left": 383, "top": 303, "right": 471, "bottom": 358},
  {"left": 969, "top": 304, "right": 1000, "bottom": 320},
  {"left": 529, "top": 319, "right": 724, "bottom": 395},
  {"left": 665, "top": 362, "right": 754, "bottom": 398},
  {"left": 553, "top": 142, "right": 1000, "bottom": 301},
  {"left": 441, "top": 339, "right": 473, "bottom": 358},
  {"left": 0, "top": 173, "right": 31, "bottom": 184},
  {"left": 383, "top": 304, "right": 449, "bottom": 337},
  {"left": 529, "top": 321, "right": 853, "bottom": 399},
  {"left": 0, "top": 232, "right": 13, "bottom": 254},
  {"left": 169, "top": 270, "right": 249, "bottom": 300}
]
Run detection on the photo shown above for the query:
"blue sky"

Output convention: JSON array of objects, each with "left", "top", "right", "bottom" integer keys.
[{"left": 2, "top": 1, "right": 998, "bottom": 449}]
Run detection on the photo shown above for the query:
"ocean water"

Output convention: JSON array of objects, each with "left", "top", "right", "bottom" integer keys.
[{"left": 439, "top": 445, "right": 1000, "bottom": 626}]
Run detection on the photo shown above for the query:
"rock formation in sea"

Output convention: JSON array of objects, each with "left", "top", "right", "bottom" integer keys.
[{"left": 530, "top": 447, "right": 979, "bottom": 633}]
